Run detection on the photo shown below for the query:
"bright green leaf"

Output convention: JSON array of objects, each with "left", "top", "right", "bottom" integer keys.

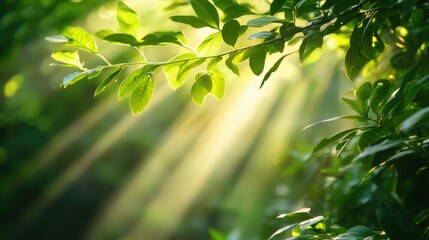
[
  {"left": 45, "top": 35, "right": 69, "bottom": 43},
  {"left": 129, "top": 77, "right": 155, "bottom": 114},
  {"left": 260, "top": 54, "right": 288, "bottom": 88},
  {"left": 206, "top": 56, "right": 223, "bottom": 71},
  {"left": 93, "top": 29, "right": 115, "bottom": 39},
  {"left": 118, "top": 65, "right": 158, "bottom": 100},
  {"left": 63, "top": 71, "right": 88, "bottom": 87},
  {"left": 191, "top": 73, "right": 213, "bottom": 105},
  {"left": 164, "top": 53, "right": 205, "bottom": 89},
  {"left": 198, "top": 32, "right": 222, "bottom": 56},
  {"left": 117, "top": 2, "right": 140, "bottom": 38},
  {"left": 51, "top": 51, "right": 83, "bottom": 69},
  {"left": 103, "top": 33, "right": 140, "bottom": 45},
  {"left": 94, "top": 67, "right": 123, "bottom": 97},
  {"left": 60, "top": 26, "right": 98, "bottom": 53}
]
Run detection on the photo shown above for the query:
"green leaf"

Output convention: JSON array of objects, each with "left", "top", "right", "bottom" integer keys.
[
  {"left": 140, "top": 31, "right": 186, "bottom": 46},
  {"left": 118, "top": 65, "right": 157, "bottom": 100},
  {"left": 248, "top": 31, "right": 278, "bottom": 40},
  {"left": 164, "top": 53, "right": 205, "bottom": 89},
  {"left": 260, "top": 54, "right": 288, "bottom": 88},
  {"left": 342, "top": 98, "right": 365, "bottom": 116},
  {"left": 60, "top": 26, "right": 98, "bottom": 53},
  {"left": 94, "top": 67, "right": 123, "bottom": 97},
  {"left": 299, "top": 34, "right": 323, "bottom": 61},
  {"left": 63, "top": 71, "right": 88, "bottom": 87},
  {"left": 370, "top": 79, "right": 390, "bottom": 113},
  {"left": 213, "top": 0, "right": 238, "bottom": 12},
  {"left": 191, "top": 73, "right": 213, "bottom": 105},
  {"left": 209, "top": 229, "right": 227, "bottom": 240},
  {"left": 117, "top": 2, "right": 140, "bottom": 38},
  {"left": 198, "top": 32, "right": 222, "bottom": 56},
  {"left": 45, "top": 35, "right": 69, "bottom": 43},
  {"left": 246, "top": 17, "right": 282, "bottom": 27},
  {"left": 377, "top": 199, "right": 421, "bottom": 240},
  {"left": 356, "top": 82, "right": 372, "bottom": 111},
  {"left": 270, "top": 0, "right": 286, "bottom": 15},
  {"left": 303, "top": 115, "right": 366, "bottom": 130},
  {"left": 269, "top": 223, "right": 300, "bottom": 240},
  {"left": 190, "top": 0, "right": 219, "bottom": 28},
  {"left": 358, "top": 127, "right": 389, "bottom": 150},
  {"left": 129, "top": 76, "right": 155, "bottom": 115},
  {"left": 313, "top": 128, "right": 359, "bottom": 153},
  {"left": 222, "top": 5, "right": 255, "bottom": 22},
  {"left": 206, "top": 56, "right": 223, "bottom": 71},
  {"left": 170, "top": 15, "right": 212, "bottom": 28},
  {"left": 225, "top": 52, "right": 240, "bottom": 75},
  {"left": 345, "top": 47, "right": 369, "bottom": 80},
  {"left": 103, "top": 33, "right": 140, "bottom": 45},
  {"left": 354, "top": 139, "right": 403, "bottom": 161},
  {"left": 51, "top": 51, "right": 83, "bottom": 69},
  {"left": 222, "top": 20, "right": 240, "bottom": 47},
  {"left": 249, "top": 47, "right": 266, "bottom": 76},
  {"left": 209, "top": 68, "right": 226, "bottom": 100},
  {"left": 93, "top": 29, "right": 115, "bottom": 39},
  {"left": 400, "top": 107, "right": 429, "bottom": 133}
]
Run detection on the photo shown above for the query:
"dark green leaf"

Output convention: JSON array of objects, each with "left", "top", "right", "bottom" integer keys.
[
  {"left": 280, "top": 24, "right": 299, "bottom": 41},
  {"left": 103, "top": 33, "right": 140, "bottom": 45},
  {"left": 60, "top": 26, "right": 98, "bottom": 53},
  {"left": 370, "top": 79, "right": 390, "bottom": 113},
  {"left": 342, "top": 98, "right": 365, "bottom": 116},
  {"left": 299, "top": 34, "right": 323, "bottom": 60},
  {"left": 129, "top": 77, "right": 155, "bottom": 114},
  {"left": 170, "top": 15, "right": 213, "bottom": 28},
  {"left": 345, "top": 47, "right": 369, "bottom": 80},
  {"left": 117, "top": 2, "right": 140, "bottom": 38},
  {"left": 94, "top": 67, "right": 123, "bottom": 97},
  {"left": 356, "top": 82, "right": 372, "bottom": 106},
  {"left": 140, "top": 31, "right": 186, "bottom": 46},
  {"left": 400, "top": 107, "right": 429, "bottom": 133},
  {"left": 246, "top": 17, "right": 282, "bottom": 27},
  {"left": 191, "top": 73, "right": 213, "bottom": 105},
  {"left": 303, "top": 115, "right": 367, "bottom": 130},
  {"left": 391, "top": 51, "right": 415, "bottom": 70},
  {"left": 270, "top": 0, "right": 286, "bottom": 15},
  {"left": 190, "top": 0, "right": 219, "bottom": 28},
  {"left": 213, "top": 0, "right": 238, "bottom": 12},
  {"left": 358, "top": 127, "right": 389, "bottom": 150},
  {"left": 361, "top": 18, "right": 374, "bottom": 59},
  {"left": 222, "top": 20, "right": 240, "bottom": 47},
  {"left": 354, "top": 139, "right": 403, "bottom": 161},
  {"left": 377, "top": 199, "right": 421, "bottom": 240},
  {"left": 222, "top": 5, "right": 255, "bottom": 22},
  {"left": 247, "top": 31, "right": 278, "bottom": 40},
  {"left": 249, "top": 47, "right": 266, "bottom": 76},
  {"left": 260, "top": 54, "right": 288, "bottom": 88},
  {"left": 313, "top": 128, "right": 359, "bottom": 153}
]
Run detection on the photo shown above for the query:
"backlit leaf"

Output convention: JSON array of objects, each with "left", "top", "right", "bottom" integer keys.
[
  {"left": 140, "top": 31, "right": 186, "bottom": 46},
  {"left": 260, "top": 54, "right": 289, "bottom": 88},
  {"left": 51, "top": 51, "right": 83, "bottom": 69},
  {"left": 209, "top": 68, "right": 226, "bottom": 100},
  {"left": 103, "top": 33, "right": 140, "bottom": 45},
  {"left": 191, "top": 73, "right": 213, "bottom": 105},
  {"left": 63, "top": 71, "right": 88, "bottom": 87},
  {"left": 117, "top": 2, "right": 140, "bottom": 38},
  {"left": 118, "top": 65, "right": 158, "bottom": 100},
  {"left": 60, "top": 26, "right": 98, "bottom": 53},
  {"left": 94, "top": 67, "right": 123, "bottom": 97},
  {"left": 129, "top": 77, "right": 155, "bottom": 114},
  {"left": 198, "top": 32, "right": 222, "bottom": 56},
  {"left": 164, "top": 53, "right": 205, "bottom": 89}
]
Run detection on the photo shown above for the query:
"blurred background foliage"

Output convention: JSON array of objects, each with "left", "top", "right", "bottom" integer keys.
[{"left": 0, "top": 1, "right": 357, "bottom": 240}]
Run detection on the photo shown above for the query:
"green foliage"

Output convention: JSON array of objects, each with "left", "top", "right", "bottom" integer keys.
[{"left": 47, "top": 1, "right": 429, "bottom": 239}]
